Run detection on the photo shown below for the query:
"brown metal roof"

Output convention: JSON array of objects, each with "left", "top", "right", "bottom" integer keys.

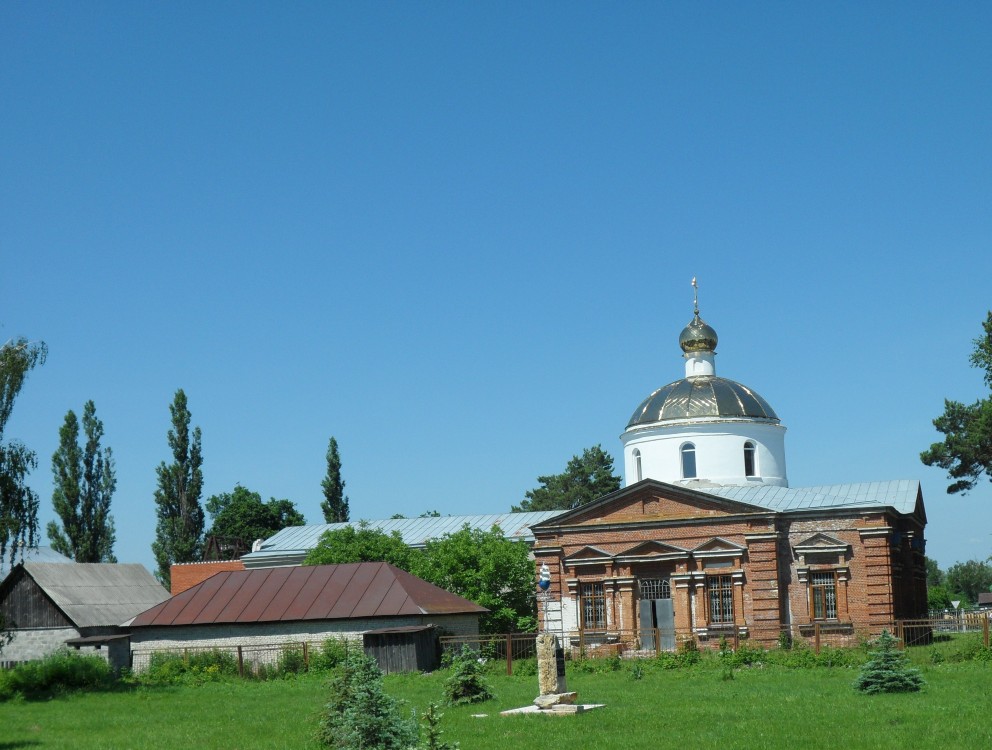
[{"left": 129, "top": 563, "right": 487, "bottom": 627}]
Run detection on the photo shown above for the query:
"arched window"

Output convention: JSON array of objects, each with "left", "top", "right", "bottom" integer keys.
[
  {"left": 681, "top": 443, "right": 697, "bottom": 479},
  {"left": 743, "top": 442, "right": 756, "bottom": 477},
  {"left": 633, "top": 449, "right": 642, "bottom": 482}
]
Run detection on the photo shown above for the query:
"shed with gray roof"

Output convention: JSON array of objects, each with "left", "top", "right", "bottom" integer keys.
[{"left": 0, "top": 562, "right": 169, "bottom": 669}]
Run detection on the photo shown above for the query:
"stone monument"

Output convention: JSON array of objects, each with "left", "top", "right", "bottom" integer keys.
[{"left": 534, "top": 628, "right": 577, "bottom": 710}]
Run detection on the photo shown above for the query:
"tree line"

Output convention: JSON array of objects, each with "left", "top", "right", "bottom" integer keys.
[{"left": 0, "top": 336, "right": 353, "bottom": 587}]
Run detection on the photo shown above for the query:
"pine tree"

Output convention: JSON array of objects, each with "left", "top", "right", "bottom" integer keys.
[
  {"left": 853, "top": 630, "right": 925, "bottom": 694},
  {"left": 513, "top": 444, "right": 622, "bottom": 512},
  {"left": 318, "top": 650, "right": 417, "bottom": 750},
  {"left": 321, "top": 436, "right": 349, "bottom": 523},
  {"left": 151, "top": 389, "right": 204, "bottom": 586},
  {"left": 47, "top": 401, "right": 117, "bottom": 562},
  {"left": 442, "top": 646, "right": 494, "bottom": 705}
]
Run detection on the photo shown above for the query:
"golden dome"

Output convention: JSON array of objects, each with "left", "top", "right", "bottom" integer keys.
[{"left": 679, "top": 314, "right": 718, "bottom": 353}]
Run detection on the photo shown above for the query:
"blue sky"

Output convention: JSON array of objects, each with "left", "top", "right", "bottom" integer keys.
[{"left": 2, "top": 3, "right": 990, "bottom": 572}]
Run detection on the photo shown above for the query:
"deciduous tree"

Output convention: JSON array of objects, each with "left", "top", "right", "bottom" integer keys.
[
  {"left": 47, "top": 401, "right": 117, "bottom": 562},
  {"left": 204, "top": 484, "right": 304, "bottom": 547},
  {"left": 151, "top": 389, "right": 204, "bottom": 586},
  {"left": 304, "top": 522, "right": 416, "bottom": 570},
  {"left": 321, "top": 436, "right": 349, "bottom": 523},
  {"left": 921, "top": 311, "right": 992, "bottom": 494},
  {"left": 513, "top": 444, "right": 621, "bottom": 512},
  {"left": 0, "top": 337, "right": 45, "bottom": 654},
  {"left": 925, "top": 556, "right": 944, "bottom": 587},
  {"left": 415, "top": 525, "right": 536, "bottom": 633},
  {"left": 0, "top": 338, "right": 46, "bottom": 569},
  {"left": 944, "top": 559, "right": 992, "bottom": 605}
]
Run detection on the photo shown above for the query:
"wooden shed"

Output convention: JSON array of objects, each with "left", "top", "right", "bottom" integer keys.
[
  {"left": 363, "top": 624, "right": 439, "bottom": 674},
  {"left": 0, "top": 562, "right": 169, "bottom": 669}
]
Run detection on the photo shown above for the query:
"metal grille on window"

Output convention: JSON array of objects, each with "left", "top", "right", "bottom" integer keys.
[
  {"left": 811, "top": 572, "right": 837, "bottom": 619},
  {"left": 639, "top": 578, "right": 671, "bottom": 600},
  {"left": 581, "top": 582, "right": 606, "bottom": 630},
  {"left": 708, "top": 575, "right": 734, "bottom": 624}
]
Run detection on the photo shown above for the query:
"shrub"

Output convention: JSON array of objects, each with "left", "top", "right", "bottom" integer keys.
[
  {"left": 0, "top": 649, "right": 113, "bottom": 701},
  {"left": 277, "top": 647, "right": 307, "bottom": 675},
  {"left": 318, "top": 650, "right": 418, "bottom": 750},
  {"left": 312, "top": 638, "right": 351, "bottom": 672},
  {"left": 512, "top": 657, "right": 537, "bottom": 677},
  {"left": 853, "top": 630, "right": 925, "bottom": 694},
  {"left": 443, "top": 647, "right": 494, "bottom": 706},
  {"left": 141, "top": 649, "right": 238, "bottom": 685},
  {"left": 726, "top": 638, "right": 765, "bottom": 668}
]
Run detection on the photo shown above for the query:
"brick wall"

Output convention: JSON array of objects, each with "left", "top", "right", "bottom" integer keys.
[
  {"left": 2, "top": 627, "right": 80, "bottom": 663},
  {"left": 170, "top": 560, "right": 245, "bottom": 595},
  {"left": 532, "top": 483, "right": 926, "bottom": 647}
]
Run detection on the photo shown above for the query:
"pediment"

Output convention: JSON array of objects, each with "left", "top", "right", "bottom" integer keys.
[
  {"left": 615, "top": 540, "right": 689, "bottom": 563},
  {"left": 794, "top": 533, "right": 849, "bottom": 555},
  {"left": 564, "top": 545, "right": 614, "bottom": 564},
  {"left": 536, "top": 480, "right": 770, "bottom": 529},
  {"left": 693, "top": 537, "right": 747, "bottom": 558}
]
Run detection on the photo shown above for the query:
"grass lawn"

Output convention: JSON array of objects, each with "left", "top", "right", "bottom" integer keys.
[{"left": 1, "top": 658, "right": 991, "bottom": 749}]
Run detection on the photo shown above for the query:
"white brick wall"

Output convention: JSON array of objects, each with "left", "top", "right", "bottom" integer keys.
[
  {"left": 129, "top": 614, "right": 480, "bottom": 670},
  {"left": 2, "top": 627, "right": 81, "bottom": 663}
]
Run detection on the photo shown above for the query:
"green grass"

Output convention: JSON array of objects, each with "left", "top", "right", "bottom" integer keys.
[{"left": 1, "top": 653, "right": 991, "bottom": 749}]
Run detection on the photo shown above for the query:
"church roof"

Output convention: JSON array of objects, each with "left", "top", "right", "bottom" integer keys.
[
  {"left": 242, "top": 511, "right": 561, "bottom": 568},
  {"left": 627, "top": 375, "right": 779, "bottom": 428},
  {"left": 702, "top": 479, "right": 922, "bottom": 516},
  {"left": 531, "top": 479, "right": 924, "bottom": 528}
]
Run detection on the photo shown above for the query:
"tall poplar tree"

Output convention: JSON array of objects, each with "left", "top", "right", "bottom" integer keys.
[
  {"left": 152, "top": 389, "right": 204, "bottom": 586},
  {"left": 320, "top": 436, "right": 349, "bottom": 523},
  {"left": 47, "top": 401, "right": 117, "bottom": 562},
  {"left": 0, "top": 337, "right": 46, "bottom": 570}
]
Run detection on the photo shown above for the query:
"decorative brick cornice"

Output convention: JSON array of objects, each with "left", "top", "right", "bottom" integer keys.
[{"left": 858, "top": 527, "right": 893, "bottom": 539}]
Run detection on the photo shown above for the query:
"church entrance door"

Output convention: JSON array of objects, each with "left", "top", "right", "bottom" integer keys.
[{"left": 638, "top": 578, "right": 675, "bottom": 651}]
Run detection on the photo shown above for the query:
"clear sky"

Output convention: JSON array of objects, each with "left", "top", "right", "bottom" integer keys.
[{"left": 2, "top": 3, "right": 990, "bottom": 573}]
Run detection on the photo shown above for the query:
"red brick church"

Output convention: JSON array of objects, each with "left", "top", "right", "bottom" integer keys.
[{"left": 531, "top": 287, "right": 927, "bottom": 648}]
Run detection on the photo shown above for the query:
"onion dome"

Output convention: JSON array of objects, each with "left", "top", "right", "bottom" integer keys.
[
  {"left": 679, "top": 313, "right": 718, "bottom": 353},
  {"left": 627, "top": 376, "right": 779, "bottom": 428}
]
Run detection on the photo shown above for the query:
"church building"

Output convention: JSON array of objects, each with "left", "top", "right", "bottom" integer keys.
[{"left": 531, "top": 286, "right": 927, "bottom": 648}]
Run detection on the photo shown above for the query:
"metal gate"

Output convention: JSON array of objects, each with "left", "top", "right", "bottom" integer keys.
[{"left": 638, "top": 578, "right": 675, "bottom": 651}]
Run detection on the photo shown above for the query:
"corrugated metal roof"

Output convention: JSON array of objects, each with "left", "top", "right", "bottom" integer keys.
[
  {"left": 21, "top": 562, "right": 170, "bottom": 628},
  {"left": 701, "top": 479, "right": 921, "bottom": 515},
  {"left": 1, "top": 546, "right": 73, "bottom": 581},
  {"left": 243, "top": 511, "right": 562, "bottom": 567},
  {"left": 129, "top": 563, "right": 487, "bottom": 628}
]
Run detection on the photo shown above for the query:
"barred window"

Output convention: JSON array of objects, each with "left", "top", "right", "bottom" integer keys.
[
  {"left": 707, "top": 575, "right": 734, "bottom": 624},
  {"left": 639, "top": 578, "right": 671, "bottom": 600},
  {"left": 810, "top": 572, "right": 837, "bottom": 620},
  {"left": 581, "top": 582, "right": 606, "bottom": 630}
]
